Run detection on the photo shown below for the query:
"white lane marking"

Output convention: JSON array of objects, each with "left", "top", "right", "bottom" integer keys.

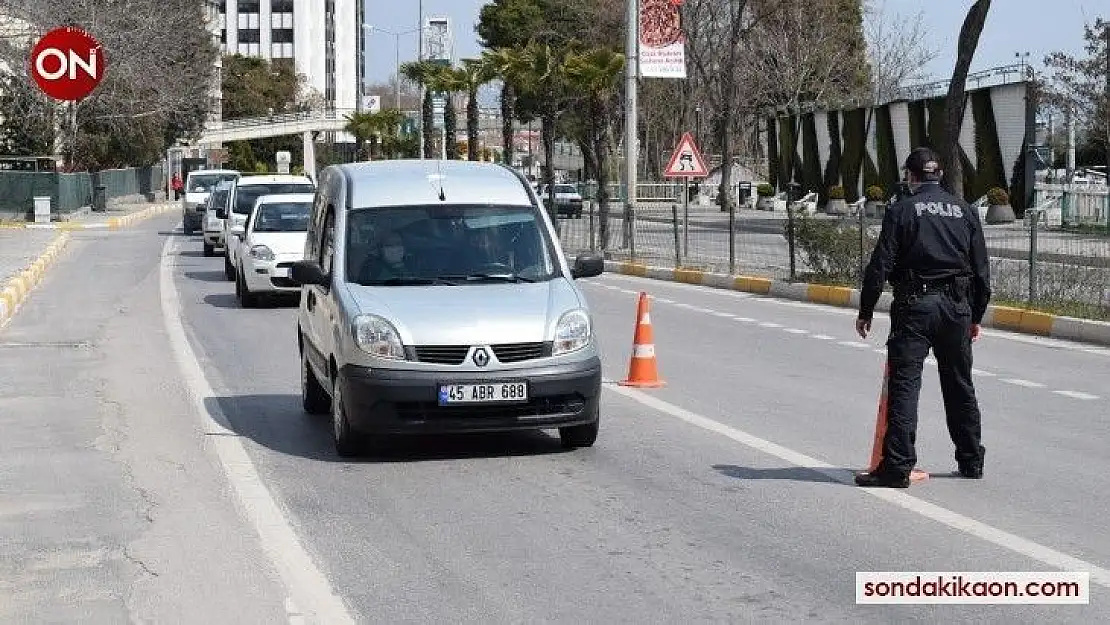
[
  {"left": 813, "top": 334, "right": 835, "bottom": 340},
  {"left": 655, "top": 297, "right": 674, "bottom": 304},
  {"left": 603, "top": 383, "right": 1110, "bottom": 589},
  {"left": 1001, "top": 378, "right": 1046, "bottom": 389},
  {"left": 972, "top": 369, "right": 996, "bottom": 377},
  {"left": 598, "top": 274, "right": 1110, "bottom": 357},
  {"left": 839, "top": 341, "right": 870, "bottom": 349},
  {"left": 159, "top": 233, "right": 355, "bottom": 624},
  {"left": 1054, "top": 390, "right": 1100, "bottom": 401},
  {"left": 712, "top": 312, "right": 735, "bottom": 318},
  {"left": 783, "top": 328, "right": 808, "bottom": 335},
  {"left": 759, "top": 322, "right": 783, "bottom": 328},
  {"left": 734, "top": 316, "right": 756, "bottom": 323}
]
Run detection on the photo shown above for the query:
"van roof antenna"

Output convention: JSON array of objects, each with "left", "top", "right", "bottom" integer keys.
[{"left": 436, "top": 157, "right": 446, "bottom": 201}]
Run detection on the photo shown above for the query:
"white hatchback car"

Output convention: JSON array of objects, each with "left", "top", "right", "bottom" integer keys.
[
  {"left": 234, "top": 193, "right": 314, "bottom": 308},
  {"left": 220, "top": 174, "right": 316, "bottom": 281}
]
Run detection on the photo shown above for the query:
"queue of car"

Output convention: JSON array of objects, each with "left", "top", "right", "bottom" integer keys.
[{"left": 182, "top": 161, "right": 606, "bottom": 457}]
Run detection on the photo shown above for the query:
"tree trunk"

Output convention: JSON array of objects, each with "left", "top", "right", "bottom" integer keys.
[
  {"left": 422, "top": 90, "right": 435, "bottom": 159},
  {"left": 501, "top": 83, "right": 515, "bottom": 165},
  {"left": 596, "top": 121, "right": 612, "bottom": 251},
  {"left": 467, "top": 90, "right": 480, "bottom": 161},
  {"left": 444, "top": 94, "right": 458, "bottom": 160},
  {"left": 542, "top": 112, "right": 557, "bottom": 225},
  {"left": 942, "top": 0, "right": 991, "bottom": 200},
  {"left": 717, "top": 108, "right": 734, "bottom": 212}
]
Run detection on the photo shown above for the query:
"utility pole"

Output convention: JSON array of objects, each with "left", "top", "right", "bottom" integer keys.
[
  {"left": 418, "top": 0, "right": 425, "bottom": 160},
  {"left": 1104, "top": 23, "right": 1109, "bottom": 194},
  {"left": 623, "top": 0, "right": 638, "bottom": 251}
]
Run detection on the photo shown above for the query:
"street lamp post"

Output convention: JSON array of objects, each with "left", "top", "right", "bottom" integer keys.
[{"left": 364, "top": 25, "right": 420, "bottom": 111}]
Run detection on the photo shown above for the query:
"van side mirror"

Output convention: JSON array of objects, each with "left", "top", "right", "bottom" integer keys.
[
  {"left": 216, "top": 207, "right": 227, "bottom": 219},
  {"left": 289, "top": 260, "right": 329, "bottom": 286},
  {"left": 571, "top": 252, "right": 604, "bottom": 279}
]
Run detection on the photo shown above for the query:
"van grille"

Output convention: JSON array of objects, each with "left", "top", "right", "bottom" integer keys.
[
  {"left": 491, "top": 342, "right": 548, "bottom": 363},
  {"left": 414, "top": 346, "right": 470, "bottom": 365}
]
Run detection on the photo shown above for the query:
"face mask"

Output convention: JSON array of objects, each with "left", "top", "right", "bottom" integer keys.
[{"left": 383, "top": 245, "right": 404, "bottom": 264}]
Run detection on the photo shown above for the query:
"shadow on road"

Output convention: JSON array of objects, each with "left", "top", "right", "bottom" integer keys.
[
  {"left": 712, "top": 464, "right": 849, "bottom": 486},
  {"left": 204, "top": 293, "right": 239, "bottom": 309},
  {"left": 158, "top": 230, "right": 192, "bottom": 237},
  {"left": 207, "top": 393, "right": 572, "bottom": 463},
  {"left": 184, "top": 270, "right": 226, "bottom": 283},
  {"left": 176, "top": 249, "right": 207, "bottom": 258}
]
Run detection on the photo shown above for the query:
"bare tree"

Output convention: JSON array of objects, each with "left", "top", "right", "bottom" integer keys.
[
  {"left": 942, "top": 0, "right": 991, "bottom": 199},
  {"left": 862, "top": 0, "right": 939, "bottom": 105}
]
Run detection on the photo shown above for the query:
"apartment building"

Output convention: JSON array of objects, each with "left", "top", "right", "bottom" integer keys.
[{"left": 215, "top": 0, "right": 363, "bottom": 114}]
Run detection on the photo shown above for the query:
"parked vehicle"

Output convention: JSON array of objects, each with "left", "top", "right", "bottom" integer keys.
[
  {"left": 288, "top": 160, "right": 605, "bottom": 456},
  {"left": 234, "top": 193, "right": 315, "bottom": 307},
  {"left": 182, "top": 169, "right": 239, "bottom": 234},
  {"left": 202, "top": 180, "right": 235, "bottom": 257},
  {"left": 217, "top": 174, "right": 315, "bottom": 281},
  {"left": 538, "top": 183, "right": 584, "bottom": 218}
]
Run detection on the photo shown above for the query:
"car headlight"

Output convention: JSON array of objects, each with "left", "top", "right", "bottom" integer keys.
[
  {"left": 249, "top": 245, "right": 274, "bottom": 261},
  {"left": 553, "top": 309, "right": 590, "bottom": 355},
  {"left": 353, "top": 314, "right": 405, "bottom": 360}
]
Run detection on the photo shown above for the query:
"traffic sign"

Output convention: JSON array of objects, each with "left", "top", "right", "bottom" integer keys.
[
  {"left": 663, "top": 132, "right": 708, "bottom": 178},
  {"left": 28, "top": 27, "right": 105, "bottom": 101}
]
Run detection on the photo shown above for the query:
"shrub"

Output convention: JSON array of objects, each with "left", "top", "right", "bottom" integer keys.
[
  {"left": 784, "top": 210, "right": 878, "bottom": 285},
  {"left": 866, "top": 185, "right": 885, "bottom": 201},
  {"left": 828, "top": 185, "right": 845, "bottom": 200},
  {"left": 757, "top": 183, "right": 775, "bottom": 197},
  {"left": 987, "top": 187, "right": 1010, "bottom": 205}
]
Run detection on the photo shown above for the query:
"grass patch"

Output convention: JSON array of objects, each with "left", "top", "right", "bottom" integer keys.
[{"left": 994, "top": 298, "right": 1110, "bottom": 322}]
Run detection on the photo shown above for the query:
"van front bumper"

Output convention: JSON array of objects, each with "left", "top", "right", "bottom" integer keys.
[{"left": 338, "top": 357, "right": 602, "bottom": 435}]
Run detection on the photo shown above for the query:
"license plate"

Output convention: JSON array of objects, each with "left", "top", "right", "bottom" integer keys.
[
  {"left": 438, "top": 382, "right": 528, "bottom": 405},
  {"left": 272, "top": 267, "right": 290, "bottom": 278}
]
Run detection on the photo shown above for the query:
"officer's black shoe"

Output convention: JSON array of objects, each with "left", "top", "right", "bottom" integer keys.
[
  {"left": 958, "top": 463, "right": 983, "bottom": 479},
  {"left": 854, "top": 471, "right": 910, "bottom": 488}
]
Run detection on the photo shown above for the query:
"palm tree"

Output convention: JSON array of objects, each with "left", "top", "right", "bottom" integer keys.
[
  {"left": 482, "top": 48, "right": 520, "bottom": 166},
  {"left": 446, "top": 58, "right": 497, "bottom": 161},
  {"left": 344, "top": 109, "right": 408, "bottom": 160},
  {"left": 509, "top": 43, "right": 571, "bottom": 224},
  {"left": 564, "top": 48, "right": 625, "bottom": 249},
  {"left": 400, "top": 60, "right": 442, "bottom": 159},
  {"left": 433, "top": 65, "right": 461, "bottom": 160}
]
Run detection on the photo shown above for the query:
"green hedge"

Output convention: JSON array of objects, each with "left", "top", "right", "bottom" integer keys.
[{"left": 784, "top": 210, "right": 877, "bottom": 285}]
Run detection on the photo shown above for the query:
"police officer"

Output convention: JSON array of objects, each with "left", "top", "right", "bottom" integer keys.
[{"left": 854, "top": 147, "right": 991, "bottom": 488}]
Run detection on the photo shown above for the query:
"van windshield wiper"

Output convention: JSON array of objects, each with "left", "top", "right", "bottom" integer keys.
[
  {"left": 364, "top": 277, "right": 458, "bottom": 286},
  {"left": 436, "top": 273, "right": 536, "bottom": 283}
]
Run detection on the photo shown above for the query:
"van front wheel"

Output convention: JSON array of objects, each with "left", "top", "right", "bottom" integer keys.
[{"left": 559, "top": 410, "right": 599, "bottom": 449}]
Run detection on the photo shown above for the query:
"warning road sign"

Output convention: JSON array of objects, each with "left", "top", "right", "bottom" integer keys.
[{"left": 663, "top": 132, "right": 708, "bottom": 178}]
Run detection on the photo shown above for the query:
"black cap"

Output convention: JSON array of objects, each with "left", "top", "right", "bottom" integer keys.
[{"left": 904, "top": 147, "right": 942, "bottom": 180}]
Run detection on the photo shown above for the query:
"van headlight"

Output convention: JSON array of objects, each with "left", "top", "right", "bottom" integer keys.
[
  {"left": 553, "top": 309, "right": 590, "bottom": 355},
  {"left": 353, "top": 314, "right": 405, "bottom": 360},
  {"left": 249, "top": 245, "right": 274, "bottom": 261}
]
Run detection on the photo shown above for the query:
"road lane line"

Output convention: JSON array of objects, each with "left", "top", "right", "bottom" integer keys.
[
  {"left": 603, "top": 383, "right": 1110, "bottom": 589},
  {"left": 734, "top": 316, "right": 756, "bottom": 323},
  {"left": 1001, "top": 378, "right": 1046, "bottom": 389},
  {"left": 783, "top": 328, "right": 808, "bottom": 335},
  {"left": 812, "top": 334, "right": 835, "bottom": 340},
  {"left": 759, "top": 322, "right": 783, "bottom": 328},
  {"left": 1054, "top": 390, "right": 1100, "bottom": 400},
  {"left": 972, "top": 369, "right": 996, "bottom": 377},
  {"left": 838, "top": 341, "right": 870, "bottom": 349},
  {"left": 712, "top": 312, "right": 735, "bottom": 318},
  {"left": 159, "top": 232, "right": 355, "bottom": 624}
]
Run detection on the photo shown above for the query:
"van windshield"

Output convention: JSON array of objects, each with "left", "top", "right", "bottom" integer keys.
[
  {"left": 346, "top": 204, "right": 559, "bottom": 286},
  {"left": 188, "top": 173, "right": 238, "bottom": 192},
  {"left": 233, "top": 183, "right": 315, "bottom": 214}
]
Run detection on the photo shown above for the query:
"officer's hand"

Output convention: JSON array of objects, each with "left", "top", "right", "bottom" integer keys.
[
  {"left": 970, "top": 323, "right": 981, "bottom": 342},
  {"left": 856, "top": 318, "right": 871, "bottom": 339}
]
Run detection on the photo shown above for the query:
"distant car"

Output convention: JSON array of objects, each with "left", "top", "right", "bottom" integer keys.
[
  {"left": 219, "top": 174, "right": 316, "bottom": 281},
  {"left": 538, "top": 183, "right": 584, "bottom": 218},
  {"left": 182, "top": 169, "right": 239, "bottom": 234},
  {"left": 234, "top": 193, "right": 314, "bottom": 307},
  {"left": 288, "top": 160, "right": 605, "bottom": 457},
  {"left": 202, "top": 180, "right": 235, "bottom": 257}
]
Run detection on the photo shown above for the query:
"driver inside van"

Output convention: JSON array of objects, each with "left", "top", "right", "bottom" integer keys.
[{"left": 360, "top": 231, "right": 413, "bottom": 282}]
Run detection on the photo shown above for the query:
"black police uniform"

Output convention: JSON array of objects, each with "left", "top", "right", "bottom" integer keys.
[{"left": 856, "top": 177, "right": 991, "bottom": 486}]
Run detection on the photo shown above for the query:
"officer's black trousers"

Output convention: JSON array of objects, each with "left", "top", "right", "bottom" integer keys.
[{"left": 882, "top": 291, "right": 985, "bottom": 477}]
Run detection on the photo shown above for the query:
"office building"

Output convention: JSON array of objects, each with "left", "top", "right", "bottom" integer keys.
[{"left": 214, "top": 0, "right": 364, "bottom": 115}]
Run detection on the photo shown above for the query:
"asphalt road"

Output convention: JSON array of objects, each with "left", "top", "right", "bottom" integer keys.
[{"left": 4, "top": 213, "right": 1108, "bottom": 622}]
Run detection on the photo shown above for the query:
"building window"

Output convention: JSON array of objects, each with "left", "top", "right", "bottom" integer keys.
[
  {"left": 237, "top": 0, "right": 260, "bottom": 12},
  {"left": 271, "top": 28, "right": 294, "bottom": 44},
  {"left": 220, "top": 29, "right": 226, "bottom": 44},
  {"left": 238, "top": 28, "right": 260, "bottom": 43},
  {"left": 271, "top": 0, "right": 294, "bottom": 12}
]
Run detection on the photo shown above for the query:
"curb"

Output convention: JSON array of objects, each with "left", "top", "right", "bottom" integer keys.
[
  {"left": 0, "top": 232, "right": 71, "bottom": 330},
  {"left": 0, "top": 203, "right": 176, "bottom": 231},
  {"left": 602, "top": 260, "right": 1110, "bottom": 348}
]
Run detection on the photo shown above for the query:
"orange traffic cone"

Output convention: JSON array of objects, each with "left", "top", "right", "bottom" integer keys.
[
  {"left": 864, "top": 361, "right": 929, "bottom": 482},
  {"left": 620, "top": 292, "right": 665, "bottom": 388}
]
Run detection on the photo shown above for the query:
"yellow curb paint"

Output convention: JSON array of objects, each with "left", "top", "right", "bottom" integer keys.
[
  {"left": 620, "top": 263, "right": 649, "bottom": 277},
  {"left": 733, "top": 276, "right": 772, "bottom": 294},
  {"left": 1019, "top": 310, "right": 1055, "bottom": 336},
  {"left": 108, "top": 218, "right": 121, "bottom": 230},
  {"left": 806, "top": 284, "right": 831, "bottom": 304},
  {"left": 1, "top": 288, "right": 17, "bottom": 311},
  {"left": 674, "top": 269, "right": 705, "bottom": 285},
  {"left": 826, "top": 286, "right": 852, "bottom": 306},
  {"left": 990, "top": 306, "right": 1023, "bottom": 331}
]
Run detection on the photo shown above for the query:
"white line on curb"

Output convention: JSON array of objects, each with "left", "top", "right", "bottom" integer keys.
[
  {"left": 159, "top": 232, "right": 355, "bottom": 624},
  {"left": 603, "top": 382, "right": 1110, "bottom": 589}
]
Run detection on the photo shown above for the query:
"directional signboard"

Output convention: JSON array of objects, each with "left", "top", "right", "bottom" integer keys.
[{"left": 663, "top": 132, "right": 708, "bottom": 178}]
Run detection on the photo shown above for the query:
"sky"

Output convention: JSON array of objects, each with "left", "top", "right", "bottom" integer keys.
[{"left": 360, "top": 0, "right": 1107, "bottom": 86}]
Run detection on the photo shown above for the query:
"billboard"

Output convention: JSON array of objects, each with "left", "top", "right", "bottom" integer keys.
[{"left": 639, "top": 0, "right": 686, "bottom": 78}]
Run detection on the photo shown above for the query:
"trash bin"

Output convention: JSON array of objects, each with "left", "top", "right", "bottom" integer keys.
[
  {"left": 33, "top": 196, "right": 51, "bottom": 224},
  {"left": 92, "top": 185, "right": 107, "bottom": 212}
]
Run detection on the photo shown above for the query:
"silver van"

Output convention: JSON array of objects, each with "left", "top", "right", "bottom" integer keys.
[{"left": 289, "top": 160, "right": 605, "bottom": 456}]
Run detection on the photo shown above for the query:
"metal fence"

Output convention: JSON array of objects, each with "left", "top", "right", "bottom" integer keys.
[
  {"left": 0, "top": 164, "right": 164, "bottom": 220},
  {"left": 555, "top": 197, "right": 1110, "bottom": 321}
]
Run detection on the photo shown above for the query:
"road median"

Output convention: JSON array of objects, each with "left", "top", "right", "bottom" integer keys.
[
  {"left": 0, "top": 202, "right": 176, "bottom": 231},
  {"left": 603, "top": 260, "right": 1110, "bottom": 348},
  {"left": 0, "top": 232, "right": 71, "bottom": 329}
]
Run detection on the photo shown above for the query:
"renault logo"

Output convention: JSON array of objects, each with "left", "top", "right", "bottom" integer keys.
[{"left": 472, "top": 347, "right": 490, "bottom": 367}]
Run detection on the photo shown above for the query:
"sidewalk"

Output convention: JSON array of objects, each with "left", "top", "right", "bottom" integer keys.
[{"left": 1, "top": 199, "right": 178, "bottom": 232}]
